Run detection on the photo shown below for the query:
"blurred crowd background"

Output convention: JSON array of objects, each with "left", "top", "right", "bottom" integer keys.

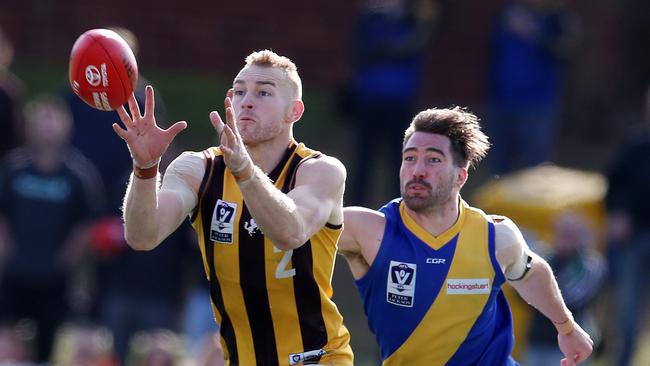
[{"left": 0, "top": 0, "right": 649, "bottom": 365}]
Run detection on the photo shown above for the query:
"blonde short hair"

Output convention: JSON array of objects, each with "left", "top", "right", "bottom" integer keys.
[{"left": 245, "top": 50, "right": 302, "bottom": 99}]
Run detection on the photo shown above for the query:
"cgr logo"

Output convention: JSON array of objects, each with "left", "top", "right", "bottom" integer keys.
[{"left": 426, "top": 258, "right": 446, "bottom": 264}]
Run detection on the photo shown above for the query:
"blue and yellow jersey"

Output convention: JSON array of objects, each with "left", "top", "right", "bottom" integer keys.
[
  {"left": 355, "top": 198, "right": 518, "bottom": 365},
  {"left": 191, "top": 141, "right": 352, "bottom": 366}
]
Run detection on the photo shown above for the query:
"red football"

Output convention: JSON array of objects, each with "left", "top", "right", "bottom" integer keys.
[{"left": 68, "top": 29, "right": 138, "bottom": 111}]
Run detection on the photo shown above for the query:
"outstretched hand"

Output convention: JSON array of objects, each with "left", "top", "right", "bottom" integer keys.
[
  {"left": 558, "top": 324, "right": 594, "bottom": 365},
  {"left": 112, "top": 85, "right": 187, "bottom": 168},
  {"left": 209, "top": 89, "right": 252, "bottom": 174}
]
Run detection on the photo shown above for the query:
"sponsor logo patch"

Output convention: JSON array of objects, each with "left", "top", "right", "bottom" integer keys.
[
  {"left": 210, "top": 199, "right": 237, "bottom": 244},
  {"left": 386, "top": 261, "right": 417, "bottom": 307},
  {"left": 289, "top": 348, "right": 326, "bottom": 365},
  {"left": 446, "top": 278, "right": 491, "bottom": 295}
]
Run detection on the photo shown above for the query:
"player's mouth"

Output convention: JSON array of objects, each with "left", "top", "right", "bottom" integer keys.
[{"left": 239, "top": 116, "right": 256, "bottom": 123}]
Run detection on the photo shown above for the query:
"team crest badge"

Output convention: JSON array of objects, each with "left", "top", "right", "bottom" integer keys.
[
  {"left": 386, "top": 261, "right": 417, "bottom": 307},
  {"left": 210, "top": 199, "right": 237, "bottom": 244}
]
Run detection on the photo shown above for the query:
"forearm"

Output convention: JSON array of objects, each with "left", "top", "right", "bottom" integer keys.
[
  {"left": 123, "top": 173, "right": 161, "bottom": 250},
  {"left": 238, "top": 165, "right": 306, "bottom": 250},
  {"left": 510, "top": 254, "right": 573, "bottom": 329}
]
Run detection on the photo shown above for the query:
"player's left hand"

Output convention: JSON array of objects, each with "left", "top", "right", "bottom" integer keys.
[
  {"left": 557, "top": 323, "right": 593, "bottom": 365},
  {"left": 209, "top": 89, "right": 252, "bottom": 176}
]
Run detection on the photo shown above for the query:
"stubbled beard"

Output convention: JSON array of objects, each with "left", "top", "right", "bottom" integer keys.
[{"left": 401, "top": 176, "right": 453, "bottom": 212}]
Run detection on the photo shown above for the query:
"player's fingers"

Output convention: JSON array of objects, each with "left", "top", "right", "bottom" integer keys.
[
  {"left": 144, "top": 85, "right": 155, "bottom": 118},
  {"left": 165, "top": 121, "right": 187, "bottom": 141},
  {"left": 117, "top": 106, "right": 135, "bottom": 129},
  {"left": 112, "top": 123, "right": 129, "bottom": 140},
  {"left": 225, "top": 100, "right": 235, "bottom": 127},
  {"left": 226, "top": 88, "right": 234, "bottom": 99},
  {"left": 560, "top": 357, "right": 575, "bottom": 366},
  {"left": 127, "top": 92, "right": 142, "bottom": 119},
  {"left": 229, "top": 108, "right": 242, "bottom": 140},
  {"left": 209, "top": 111, "right": 226, "bottom": 142}
]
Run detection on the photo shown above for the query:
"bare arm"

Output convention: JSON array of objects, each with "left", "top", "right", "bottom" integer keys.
[
  {"left": 112, "top": 86, "right": 188, "bottom": 250},
  {"left": 494, "top": 217, "right": 593, "bottom": 365},
  {"left": 238, "top": 155, "right": 345, "bottom": 250},
  {"left": 338, "top": 207, "right": 385, "bottom": 279},
  {"left": 210, "top": 93, "right": 346, "bottom": 250}
]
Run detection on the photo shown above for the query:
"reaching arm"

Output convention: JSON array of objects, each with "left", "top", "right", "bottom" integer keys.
[
  {"left": 238, "top": 155, "right": 345, "bottom": 250},
  {"left": 494, "top": 217, "right": 594, "bottom": 366},
  {"left": 121, "top": 152, "right": 202, "bottom": 250},
  {"left": 209, "top": 93, "right": 346, "bottom": 250},
  {"left": 111, "top": 86, "right": 188, "bottom": 250}
]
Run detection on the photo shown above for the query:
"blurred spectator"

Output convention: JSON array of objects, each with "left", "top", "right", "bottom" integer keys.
[
  {"left": 344, "top": 0, "right": 438, "bottom": 205},
  {"left": 0, "top": 95, "right": 104, "bottom": 363},
  {"left": 486, "top": 0, "right": 575, "bottom": 175},
  {"left": 126, "top": 329, "right": 185, "bottom": 366},
  {"left": 193, "top": 333, "right": 225, "bottom": 366},
  {"left": 523, "top": 211, "right": 606, "bottom": 366},
  {"left": 605, "top": 85, "right": 650, "bottom": 366},
  {"left": 94, "top": 216, "right": 194, "bottom": 365},
  {"left": 181, "top": 245, "right": 223, "bottom": 365},
  {"left": 0, "top": 26, "right": 26, "bottom": 157},
  {"left": 62, "top": 27, "right": 192, "bottom": 364},
  {"left": 0, "top": 322, "right": 32, "bottom": 364},
  {"left": 51, "top": 323, "right": 117, "bottom": 366}
]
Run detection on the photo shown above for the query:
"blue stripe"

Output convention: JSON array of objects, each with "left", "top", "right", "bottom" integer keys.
[
  {"left": 445, "top": 221, "right": 516, "bottom": 365},
  {"left": 355, "top": 200, "right": 458, "bottom": 359}
]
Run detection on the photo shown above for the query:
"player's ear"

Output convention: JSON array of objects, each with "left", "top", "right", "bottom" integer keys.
[
  {"left": 288, "top": 99, "right": 304, "bottom": 124},
  {"left": 456, "top": 166, "right": 468, "bottom": 188}
]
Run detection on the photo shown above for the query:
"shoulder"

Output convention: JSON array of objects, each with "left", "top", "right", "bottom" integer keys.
[
  {"left": 491, "top": 215, "right": 528, "bottom": 271},
  {"left": 491, "top": 215, "right": 524, "bottom": 245},
  {"left": 63, "top": 148, "right": 103, "bottom": 188},
  {"left": 164, "top": 151, "right": 208, "bottom": 193},
  {"left": 296, "top": 154, "right": 346, "bottom": 186},
  {"left": 340, "top": 206, "right": 386, "bottom": 259},
  {"left": 344, "top": 206, "right": 386, "bottom": 237}
]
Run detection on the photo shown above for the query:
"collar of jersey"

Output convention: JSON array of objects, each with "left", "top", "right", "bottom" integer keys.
[{"left": 398, "top": 198, "right": 467, "bottom": 250}]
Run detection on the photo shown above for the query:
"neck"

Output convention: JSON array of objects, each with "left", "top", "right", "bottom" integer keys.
[
  {"left": 246, "top": 136, "right": 294, "bottom": 174},
  {"left": 404, "top": 194, "right": 461, "bottom": 237}
]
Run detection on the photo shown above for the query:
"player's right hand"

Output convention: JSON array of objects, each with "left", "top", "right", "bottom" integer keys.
[{"left": 112, "top": 85, "right": 187, "bottom": 168}]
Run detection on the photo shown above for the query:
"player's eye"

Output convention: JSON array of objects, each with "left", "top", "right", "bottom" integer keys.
[
  {"left": 233, "top": 90, "right": 244, "bottom": 96},
  {"left": 259, "top": 90, "right": 271, "bottom": 97}
]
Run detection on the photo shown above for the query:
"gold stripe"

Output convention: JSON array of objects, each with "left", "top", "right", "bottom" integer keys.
[{"left": 386, "top": 205, "right": 494, "bottom": 365}]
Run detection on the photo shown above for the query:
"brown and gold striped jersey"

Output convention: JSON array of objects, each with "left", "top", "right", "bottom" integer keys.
[{"left": 190, "top": 141, "right": 352, "bottom": 366}]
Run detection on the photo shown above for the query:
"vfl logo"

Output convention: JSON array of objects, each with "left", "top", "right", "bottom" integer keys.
[
  {"left": 210, "top": 199, "right": 237, "bottom": 244},
  {"left": 386, "top": 261, "right": 417, "bottom": 307},
  {"left": 288, "top": 349, "right": 326, "bottom": 365},
  {"left": 85, "top": 65, "right": 101, "bottom": 87},
  {"left": 243, "top": 218, "right": 260, "bottom": 236}
]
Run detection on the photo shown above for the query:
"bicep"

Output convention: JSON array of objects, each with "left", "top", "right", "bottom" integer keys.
[
  {"left": 156, "top": 151, "right": 204, "bottom": 242},
  {"left": 155, "top": 190, "right": 190, "bottom": 243},
  {"left": 338, "top": 207, "right": 365, "bottom": 255},
  {"left": 288, "top": 158, "right": 345, "bottom": 236}
]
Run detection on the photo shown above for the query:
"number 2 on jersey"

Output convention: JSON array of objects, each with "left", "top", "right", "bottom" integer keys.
[{"left": 273, "top": 245, "right": 296, "bottom": 278}]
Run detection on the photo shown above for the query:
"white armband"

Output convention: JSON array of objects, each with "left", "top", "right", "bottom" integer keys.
[{"left": 160, "top": 151, "right": 205, "bottom": 215}]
